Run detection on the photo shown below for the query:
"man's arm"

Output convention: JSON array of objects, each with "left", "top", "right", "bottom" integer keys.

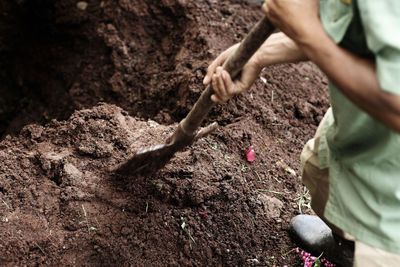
[
  {"left": 299, "top": 29, "right": 400, "bottom": 133},
  {"left": 263, "top": 0, "right": 400, "bottom": 133}
]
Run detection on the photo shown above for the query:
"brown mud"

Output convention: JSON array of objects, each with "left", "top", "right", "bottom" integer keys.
[{"left": 0, "top": 0, "right": 329, "bottom": 266}]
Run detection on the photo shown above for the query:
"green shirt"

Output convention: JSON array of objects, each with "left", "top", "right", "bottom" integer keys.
[{"left": 318, "top": 0, "right": 400, "bottom": 254}]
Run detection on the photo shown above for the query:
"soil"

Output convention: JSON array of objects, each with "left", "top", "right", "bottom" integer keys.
[{"left": 0, "top": 0, "right": 330, "bottom": 266}]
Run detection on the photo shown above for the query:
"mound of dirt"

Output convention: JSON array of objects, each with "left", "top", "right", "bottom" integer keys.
[{"left": 0, "top": 0, "right": 330, "bottom": 266}]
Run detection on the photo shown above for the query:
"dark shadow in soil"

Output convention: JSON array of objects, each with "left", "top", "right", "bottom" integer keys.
[
  {"left": 0, "top": 0, "right": 112, "bottom": 136},
  {"left": 0, "top": 0, "right": 197, "bottom": 138}
]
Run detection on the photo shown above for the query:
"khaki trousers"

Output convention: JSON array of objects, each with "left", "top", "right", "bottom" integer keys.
[{"left": 300, "top": 109, "right": 400, "bottom": 267}]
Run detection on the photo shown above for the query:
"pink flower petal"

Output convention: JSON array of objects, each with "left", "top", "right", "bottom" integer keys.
[{"left": 246, "top": 146, "right": 255, "bottom": 162}]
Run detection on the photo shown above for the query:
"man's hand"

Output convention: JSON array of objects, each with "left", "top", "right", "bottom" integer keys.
[
  {"left": 203, "top": 33, "right": 307, "bottom": 104},
  {"left": 262, "top": 0, "right": 322, "bottom": 45},
  {"left": 203, "top": 43, "right": 262, "bottom": 104}
]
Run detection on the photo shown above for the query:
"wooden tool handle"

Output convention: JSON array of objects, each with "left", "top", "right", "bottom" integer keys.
[{"left": 180, "top": 16, "right": 275, "bottom": 135}]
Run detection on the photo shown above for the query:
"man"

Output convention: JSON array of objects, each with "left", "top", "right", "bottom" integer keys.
[{"left": 203, "top": 0, "right": 400, "bottom": 266}]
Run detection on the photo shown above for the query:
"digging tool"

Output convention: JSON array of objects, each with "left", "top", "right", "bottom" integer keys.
[{"left": 110, "top": 16, "right": 275, "bottom": 175}]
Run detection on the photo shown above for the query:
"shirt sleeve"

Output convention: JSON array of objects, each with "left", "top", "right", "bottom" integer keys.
[{"left": 357, "top": 1, "right": 400, "bottom": 95}]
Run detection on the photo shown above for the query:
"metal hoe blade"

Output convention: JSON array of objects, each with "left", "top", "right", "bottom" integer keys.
[
  {"left": 110, "top": 143, "right": 176, "bottom": 175},
  {"left": 110, "top": 122, "right": 219, "bottom": 175}
]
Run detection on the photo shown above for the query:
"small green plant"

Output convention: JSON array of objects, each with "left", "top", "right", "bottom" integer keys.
[
  {"left": 79, "top": 205, "right": 97, "bottom": 233},
  {"left": 295, "top": 186, "right": 311, "bottom": 214},
  {"left": 272, "top": 176, "right": 282, "bottom": 183},
  {"left": 180, "top": 217, "right": 195, "bottom": 249},
  {"left": 241, "top": 164, "right": 250, "bottom": 172},
  {"left": 2, "top": 200, "right": 10, "bottom": 209},
  {"left": 33, "top": 241, "right": 46, "bottom": 255}
]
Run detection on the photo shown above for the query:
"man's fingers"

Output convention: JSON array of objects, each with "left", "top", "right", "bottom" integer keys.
[
  {"left": 216, "top": 68, "right": 228, "bottom": 101},
  {"left": 211, "top": 73, "right": 220, "bottom": 99},
  {"left": 262, "top": 0, "right": 279, "bottom": 25},
  {"left": 222, "top": 70, "right": 233, "bottom": 95},
  {"left": 232, "top": 63, "right": 260, "bottom": 95},
  {"left": 203, "top": 43, "right": 240, "bottom": 85},
  {"left": 204, "top": 53, "right": 227, "bottom": 85},
  {"left": 210, "top": 94, "right": 224, "bottom": 104},
  {"left": 211, "top": 70, "right": 226, "bottom": 104},
  {"left": 212, "top": 71, "right": 226, "bottom": 103},
  {"left": 204, "top": 42, "right": 254, "bottom": 104},
  {"left": 261, "top": 1, "right": 269, "bottom": 15},
  {"left": 210, "top": 67, "right": 236, "bottom": 104}
]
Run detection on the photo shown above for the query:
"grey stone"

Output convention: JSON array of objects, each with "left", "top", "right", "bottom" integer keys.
[{"left": 290, "top": 215, "right": 354, "bottom": 267}]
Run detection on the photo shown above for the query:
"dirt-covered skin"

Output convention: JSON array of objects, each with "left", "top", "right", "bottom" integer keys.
[{"left": 0, "top": 0, "right": 329, "bottom": 266}]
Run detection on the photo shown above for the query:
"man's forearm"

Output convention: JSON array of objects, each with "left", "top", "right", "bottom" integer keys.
[
  {"left": 254, "top": 33, "right": 308, "bottom": 68},
  {"left": 298, "top": 29, "right": 400, "bottom": 133}
]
